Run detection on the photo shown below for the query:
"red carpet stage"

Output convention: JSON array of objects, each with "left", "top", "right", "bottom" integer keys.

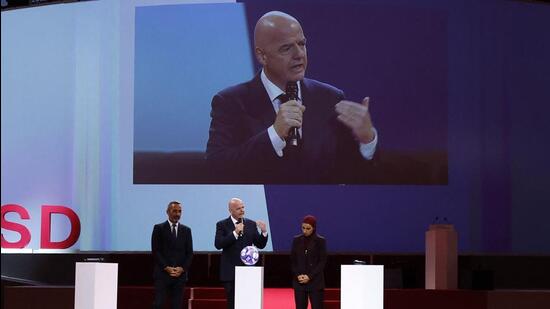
[
  {"left": 3, "top": 253, "right": 550, "bottom": 308},
  {"left": 3, "top": 286, "right": 550, "bottom": 309}
]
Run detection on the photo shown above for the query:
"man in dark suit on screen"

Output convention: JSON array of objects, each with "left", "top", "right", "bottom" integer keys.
[
  {"left": 214, "top": 197, "right": 268, "bottom": 309},
  {"left": 206, "top": 11, "right": 378, "bottom": 184},
  {"left": 151, "top": 201, "right": 193, "bottom": 309}
]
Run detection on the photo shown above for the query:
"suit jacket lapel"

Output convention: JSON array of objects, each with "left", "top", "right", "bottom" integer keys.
[
  {"left": 246, "top": 73, "right": 277, "bottom": 129},
  {"left": 176, "top": 224, "right": 182, "bottom": 241},
  {"left": 226, "top": 217, "right": 235, "bottom": 233},
  {"left": 299, "top": 78, "right": 336, "bottom": 159},
  {"left": 300, "top": 79, "right": 313, "bottom": 144}
]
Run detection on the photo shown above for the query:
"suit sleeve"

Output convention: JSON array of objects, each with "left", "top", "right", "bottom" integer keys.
[
  {"left": 214, "top": 220, "right": 237, "bottom": 250},
  {"left": 182, "top": 227, "right": 193, "bottom": 270},
  {"left": 252, "top": 222, "right": 268, "bottom": 249},
  {"left": 151, "top": 225, "right": 168, "bottom": 269},
  {"left": 206, "top": 94, "right": 279, "bottom": 165},
  {"left": 290, "top": 237, "right": 300, "bottom": 276}
]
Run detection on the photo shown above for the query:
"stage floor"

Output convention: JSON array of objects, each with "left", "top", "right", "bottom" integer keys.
[{"left": 3, "top": 285, "right": 550, "bottom": 309}]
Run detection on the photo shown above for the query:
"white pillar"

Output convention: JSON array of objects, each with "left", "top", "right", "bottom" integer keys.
[
  {"left": 341, "top": 265, "right": 384, "bottom": 309},
  {"left": 74, "top": 262, "right": 118, "bottom": 309},
  {"left": 235, "top": 266, "right": 264, "bottom": 309}
]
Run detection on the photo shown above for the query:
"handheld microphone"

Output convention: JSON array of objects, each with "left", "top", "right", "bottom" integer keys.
[
  {"left": 237, "top": 218, "right": 243, "bottom": 237},
  {"left": 285, "top": 81, "right": 299, "bottom": 146}
]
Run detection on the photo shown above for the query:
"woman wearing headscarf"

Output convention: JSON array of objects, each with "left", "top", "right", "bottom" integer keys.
[{"left": 290, "top": 215, "right": 327, "bottom": 309}]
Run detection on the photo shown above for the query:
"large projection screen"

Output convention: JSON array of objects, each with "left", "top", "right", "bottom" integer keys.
[{"left": 2, "top": 0, "right": 550, "bottom": 254}]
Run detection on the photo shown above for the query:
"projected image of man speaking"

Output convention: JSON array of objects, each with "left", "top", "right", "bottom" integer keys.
[{"left": 206, "top": 11, "right": 378, "bottom": 184}]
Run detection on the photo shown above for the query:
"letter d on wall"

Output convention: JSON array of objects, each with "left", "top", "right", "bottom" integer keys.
[{"left": 41, "top": 205, "right": 81, "bottom": 249}]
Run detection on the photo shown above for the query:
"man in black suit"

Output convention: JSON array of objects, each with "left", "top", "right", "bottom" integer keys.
[
  {"left": 151, "top": 201, "right": 193, "bottom": 309},
  {"left": 214, "top": 198, "right": 268, "bottom": 309},
  {"left": 206, "top": 11, "right": 378, "bottom": 184}
]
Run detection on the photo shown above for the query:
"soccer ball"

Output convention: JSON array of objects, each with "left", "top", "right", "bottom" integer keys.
[{"left": 240, "top": 246, "right": 260, "bottom": 266}]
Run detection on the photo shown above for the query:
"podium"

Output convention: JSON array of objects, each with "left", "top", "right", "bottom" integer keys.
[
  {"left": 341, "top": 265, "right": 384, "bottom": 309},
  {"left": 74, "top": 262, "right": 118, "bottom": 309},
  {"left": 425, "top": 224, "right": 457, "bottom": 289},
  {"left": 235, "top": 266, "right": 264, "bottom": 309}
]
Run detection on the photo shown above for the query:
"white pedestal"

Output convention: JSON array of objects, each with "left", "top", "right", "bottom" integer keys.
[
  {"left": 341, "top": 265, "right": 384, "bottom": 309},
  {"left": 74, "top": 262, "right": 118, "bottom": 309},
  {"left": 235, "top": 266, "right": 264, "bottom": 309}
]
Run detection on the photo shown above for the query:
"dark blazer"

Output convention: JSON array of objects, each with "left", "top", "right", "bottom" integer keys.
[
  {"left": 214, "top": 217, "right": 268, "bottom": 281},
  {"left": 290, "top": 234, "right": 327, "bottom": 291},
  {"left": 151, "top": 221, "right": 193, "bottom": 281},
  {"left": 206, "top": 74, "right": 376, "bottom": 184}
]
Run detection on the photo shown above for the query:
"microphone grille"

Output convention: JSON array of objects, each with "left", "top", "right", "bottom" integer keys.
[{"left": 286, "top": 82, "right": 298, "bottom": 100}]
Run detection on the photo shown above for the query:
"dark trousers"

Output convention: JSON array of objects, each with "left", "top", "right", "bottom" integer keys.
[
  {"left": 223, "top": 280, "right": 235, "bottom": 309},
  {"left": 294, "top": 288, "right": 324, "bottom": 309},
  {"left": 153, "top": 277, "right": 185, "bottom": 309}
]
